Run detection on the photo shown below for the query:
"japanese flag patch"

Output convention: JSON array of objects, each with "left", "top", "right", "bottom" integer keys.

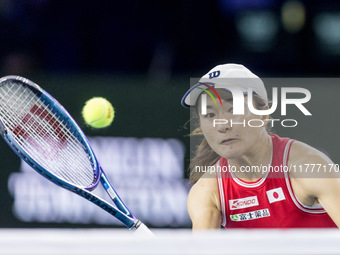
[{"left": 266, "top": 187, "right": 286, "bottom": 204}]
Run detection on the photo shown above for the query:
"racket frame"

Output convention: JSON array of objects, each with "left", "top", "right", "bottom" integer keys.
[{"left": 0, "top": 76, "right": 140, "bottom": 229}]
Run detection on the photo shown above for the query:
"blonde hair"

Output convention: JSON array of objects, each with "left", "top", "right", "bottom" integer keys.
[{"left": 188, "top": 93, "right": 271, "bottom": 183}]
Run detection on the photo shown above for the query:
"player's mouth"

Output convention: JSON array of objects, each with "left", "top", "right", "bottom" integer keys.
[{"left": 220, "top": 138, "right": 237, "bottom": 145}]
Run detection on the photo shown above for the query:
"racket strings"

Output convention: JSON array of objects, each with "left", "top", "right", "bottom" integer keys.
[
  {"left": 0, "top": 81, "right": 95, "bottom": 187},
  {"left": 0, "top": 83, "right": 94, "bottom": 185},
  {"left": 25, "top": 101, "right": 94, "bottom": 184}
]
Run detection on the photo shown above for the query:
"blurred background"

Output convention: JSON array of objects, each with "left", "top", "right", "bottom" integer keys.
[{"left": 0, "top": 0, "right": 340, "bottom": 229}]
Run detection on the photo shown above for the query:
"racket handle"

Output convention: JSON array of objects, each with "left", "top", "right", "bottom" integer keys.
[{"left": 133, "top": 221, "right": 155, "bottom": 236}]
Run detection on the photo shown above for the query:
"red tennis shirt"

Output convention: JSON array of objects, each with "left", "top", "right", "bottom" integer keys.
[{"left": 216, "top": 134, "right": 337, "bottom": 228}]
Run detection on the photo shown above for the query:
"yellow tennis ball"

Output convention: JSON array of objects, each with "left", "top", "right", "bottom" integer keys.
[{"left": 82, "top": 97, "right": 115, "bottom": 128}]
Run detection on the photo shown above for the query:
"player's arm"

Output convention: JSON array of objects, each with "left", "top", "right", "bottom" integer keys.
[
  {"left": 289, "top": 141, "right": 340, "bottom": 228},
  {"left": 187, "top": 171, "right": 222, "bottom": 230},
  {"left": 313, "top": 176, "right": 340, "bottom": 228}
]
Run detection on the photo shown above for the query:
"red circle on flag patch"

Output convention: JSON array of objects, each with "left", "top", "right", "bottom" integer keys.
[{"left": 273, "top": 192, "right": 279, "bottom": 199}]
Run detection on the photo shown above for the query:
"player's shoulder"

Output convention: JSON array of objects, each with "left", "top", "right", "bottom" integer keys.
[
  {"left": 189, "top": 171, "right": 218, "bottom": 195},
  {"left": 288, "top": 139, "right": 339, "bottom": 201},
  {"left": 288, "top": 139, "right": 334, "bottom": 179},
  {"left": 289, "top": 139, "right": 332, "bottom": 164},
  {"left": 187, "top": 170, "right": 219, "bottom": 208}
]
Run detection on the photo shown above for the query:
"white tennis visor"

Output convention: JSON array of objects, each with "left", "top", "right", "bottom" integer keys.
[{"left": 181, "top": 63, "right": 268, "bottom": 108}]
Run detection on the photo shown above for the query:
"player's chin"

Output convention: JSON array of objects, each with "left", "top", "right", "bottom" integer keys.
[{"left": 216, "top": 145, "right": 241, "bottom": 159}]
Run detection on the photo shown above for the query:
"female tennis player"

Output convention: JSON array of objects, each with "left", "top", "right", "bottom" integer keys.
[{"left": 182, "top": 64, "right": 340, "bottom": 229}]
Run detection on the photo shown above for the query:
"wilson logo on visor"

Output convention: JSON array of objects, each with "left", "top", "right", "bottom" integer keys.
[{"left": 208, "top": 71, "right": 220, "bottom": 79}]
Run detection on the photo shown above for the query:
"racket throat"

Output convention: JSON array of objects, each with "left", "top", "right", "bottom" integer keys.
[{"left": 100, "top": 171, "right": 134, "bottom": 218}]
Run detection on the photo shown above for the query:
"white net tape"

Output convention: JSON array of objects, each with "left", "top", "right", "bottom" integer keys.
[{"left": 0, "top": 229, "right": 339, "bottom": 255}]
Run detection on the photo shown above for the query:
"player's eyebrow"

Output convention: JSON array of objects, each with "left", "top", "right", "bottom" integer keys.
[{"left": 220, "top": 97, "right": 233, "bottom": 104}]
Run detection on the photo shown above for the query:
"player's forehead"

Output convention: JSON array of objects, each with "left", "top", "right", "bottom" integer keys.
[{"left": 215, "top": 89, "right": 233, "bottom": 101}]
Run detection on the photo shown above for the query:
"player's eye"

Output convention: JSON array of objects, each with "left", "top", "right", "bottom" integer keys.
[{"left": 204, "top": 113, "right": 215, "bottom": 118}]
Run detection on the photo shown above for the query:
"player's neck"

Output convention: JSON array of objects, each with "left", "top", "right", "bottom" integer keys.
[{"left": 229, "top": 133, "right": 272, "bottom": 182}]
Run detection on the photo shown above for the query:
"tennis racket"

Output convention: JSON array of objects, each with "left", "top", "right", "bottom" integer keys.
[{"left": 0, "top": 76, "right": 152, "bottom": 234}]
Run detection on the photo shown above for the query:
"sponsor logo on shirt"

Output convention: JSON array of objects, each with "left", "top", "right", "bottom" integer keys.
[
  {"left": 230, "top": 209, "right": 270, "bottom": 222},
  {"left": 229, "top": 196, "right": 259, "bottom": 210},
  {"left": 266, "top": 187, "right": 286, "bottom": 204}
]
